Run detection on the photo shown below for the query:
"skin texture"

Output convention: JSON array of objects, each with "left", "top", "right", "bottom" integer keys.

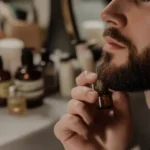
[{"left": 54, "top": 0, "right": 150, "bottom": 149}]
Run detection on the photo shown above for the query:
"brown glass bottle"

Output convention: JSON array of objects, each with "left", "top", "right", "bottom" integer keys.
[
  {"left": 91, "top": 66, "right": 113, "bottom": 110},
  {"left": 0, "top": 56, "right": 11, "bottom": 107},
  {"left": 92, "top": 80, "right": 113, "bottom": 110},
  {"left": 40, "top": 50, "right": 58, "bottom": 96},
  {"left": 15, "top": 48, "right": 44, "bottom": 109}
]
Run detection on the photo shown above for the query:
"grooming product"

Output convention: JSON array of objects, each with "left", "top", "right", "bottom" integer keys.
[
  {"left": 40, "top": 50, "right": 58, "bottom": 95},
  {"left": 59, "top": 55, "right": 75, "bottom": 98},
  {"left": 0, "top": 38, "right": 24, "bottom": 77},
  {"left": 8, "top": 85, "right": 26, "bottom": 115},
  {"left": 15, "top": 48, "right": 44, "bottom": 109},
  {"left": 91, "top": 67, "right": 113, "bottom": 109},
  {"left": 0, "top": 56, "right": 11, "bottom": 107}
]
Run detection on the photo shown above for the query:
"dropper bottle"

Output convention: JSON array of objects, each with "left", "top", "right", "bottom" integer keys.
[
  {"left": 91, "top": 67, "right": 113, "bottom": 109},
  {"left": 8, "top": 85, "right": 26, "bottom": 115}
]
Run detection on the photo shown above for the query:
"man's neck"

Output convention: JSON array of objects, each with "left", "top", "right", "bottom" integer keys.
[{"left": 144, "top": 91, "right": 150, "bottom": 109}]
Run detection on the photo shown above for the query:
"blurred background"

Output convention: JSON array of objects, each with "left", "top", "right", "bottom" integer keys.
[
  {"left": 0, "top": 0, "right": 106, "bottom": 150},
  {"left": 0, "top": 0, "right": 148, "bottom": 150}
]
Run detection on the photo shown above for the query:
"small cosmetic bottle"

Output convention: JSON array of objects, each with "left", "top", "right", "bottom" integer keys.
[
  {"left": 0, "top": 56, "right": 12, "bottom": 107},
  {"left": 91, "top": 68, "right": 113, "bottom": 109},
  {"left": 15, "top": 48, "right": 44, "bottom": 108},
  {"left": 8, "top": 85, "right": 26, "bottom": 115},
  {"left": 59, "top": 55, "right": 75, "bottom": 98},
  {"left": 40, "top": 50, "right": 58, "bottom": 96}
]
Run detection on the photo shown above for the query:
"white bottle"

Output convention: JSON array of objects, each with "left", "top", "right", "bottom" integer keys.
[
  {"left": 59, "top": 56, "right": 75, "bottom": 98},
  {"left": 75, "top": 40, "right": 95, "bottom": 72},
  {"left": 82, "top": 48, "right": 95, "bottom": 72}
]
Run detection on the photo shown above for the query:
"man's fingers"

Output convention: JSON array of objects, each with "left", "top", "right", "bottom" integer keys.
[
  {"left": 71, "top": 86, "right": 98, "bottom": 103},
  {"left": 76, "top": 71, "right": 97, "bottom": 86},
  {"left": 54, "top": 114, "right": 89, "bottom": 143},
  {"left": 112, "top": 91, "right": 131, "bottom": 118},
  {"left": 67, "top": 99, "right": 96, "bottom": 125}
]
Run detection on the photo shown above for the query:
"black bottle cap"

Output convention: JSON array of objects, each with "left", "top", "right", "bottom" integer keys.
[
  {"left": 0, "top": 56, "right": 3, "bottom": 69},
  {"left": 21, "top": 48, "right": 33, "bottom": 66}
]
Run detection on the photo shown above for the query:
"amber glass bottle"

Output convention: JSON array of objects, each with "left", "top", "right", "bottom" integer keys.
[
  {"left": 91, "top": 67, "right": 113, "bottom": 110},
  {"left": 15, "top": 48, "right": 44, "bottom": 109},
  {"left": 92, "top": 80, "right": 113, "bottom": 109},
  {"left": 8, "top": 85, "right": 26, "bottom": 115},
  {"left": 0, "top": 56, "right": 11, "bottom": 107},
  {"left": 40, "top": 50, "right": 58, "bottom": 96}
]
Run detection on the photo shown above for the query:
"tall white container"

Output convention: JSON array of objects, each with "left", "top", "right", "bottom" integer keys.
[
  {"left": 59, "top": 57, "right": 75, "bottom": 98},
  {"left": 0, "top": 38, "right": 24, "bottom": 77},
  {"left": 75, "top": 41, "right": 95, "bottom": 72}
]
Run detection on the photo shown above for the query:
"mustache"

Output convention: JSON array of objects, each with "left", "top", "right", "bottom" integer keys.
[{"left": 103, "top": 28, "right": 133, "bottom": 49}]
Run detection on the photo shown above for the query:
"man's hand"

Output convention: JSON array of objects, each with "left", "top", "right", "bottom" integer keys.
[{"left": 54, "top": 71, "right": 132, "bottom": 150}]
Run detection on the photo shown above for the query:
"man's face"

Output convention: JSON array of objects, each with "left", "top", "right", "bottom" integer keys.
[{"left": 99, "top": 0, "right": 150, "bottom": 92}]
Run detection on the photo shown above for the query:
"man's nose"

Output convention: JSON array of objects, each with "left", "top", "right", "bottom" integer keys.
[{"left": 101, "top": 1, "right": 127, "bottom": 29}]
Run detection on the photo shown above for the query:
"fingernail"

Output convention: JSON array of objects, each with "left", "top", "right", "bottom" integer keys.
[
  {"left": 85, "top": 71, "right": 97, "bottom": 80},
  {"left": 87, "top": 91, "right": 97, "bottom": 101}
]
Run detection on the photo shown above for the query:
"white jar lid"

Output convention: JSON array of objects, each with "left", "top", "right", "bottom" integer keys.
[{"left": 0, "top": 38, "right": 24, "bottom": 49}]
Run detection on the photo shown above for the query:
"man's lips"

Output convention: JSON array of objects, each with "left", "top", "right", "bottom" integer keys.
[{"left": 104, "top": 36, "right": 126, "bottom": 50}]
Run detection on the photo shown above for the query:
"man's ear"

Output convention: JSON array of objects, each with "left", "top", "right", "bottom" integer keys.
[{"left": 144, "top": 90, "right": 150, "bottom": 109}]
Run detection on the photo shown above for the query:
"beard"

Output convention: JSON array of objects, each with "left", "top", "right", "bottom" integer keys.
[{"left": 98, "top": 28, "right": 150, "bottom": 92}]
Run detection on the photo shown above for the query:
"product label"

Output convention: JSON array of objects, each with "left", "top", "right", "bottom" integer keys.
[
  {"left": 0, "top": 81, "right": 12, "bottom": 98},
  {"left": 15, "top": 79, "right": 44, "bottom": 92},
  {"left": 18, "top": 89, "right": 44, "bottom": 100}
]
